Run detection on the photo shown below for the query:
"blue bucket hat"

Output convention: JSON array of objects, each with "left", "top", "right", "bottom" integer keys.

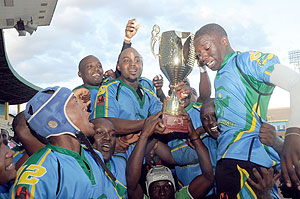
[{"left": 25, "top": 86, "right": 80, "bottom": 138}]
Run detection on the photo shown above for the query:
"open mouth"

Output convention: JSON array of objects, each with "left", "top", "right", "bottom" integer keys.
[
  {"left": 129, "top": 69, "right": 137, "bottom": 75},
  {"left": 210, "top": 125, "right": 218, "bottom": 132},
  {"left": 101, "top": 143, "right": 111, "bottom": 152},
  {"left": 6, "top": 162, "right": 15, "bottom": 171},
  {"left": 206, "top": 60, "right": 215, "bottom": 69},
  {"left": 92, "top": 73, "right": 102, "bottom": 79}
]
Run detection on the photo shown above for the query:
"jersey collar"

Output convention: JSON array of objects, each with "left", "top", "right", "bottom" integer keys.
[{"left": 219, "top": 51, "right": 237, "bottom": 71}]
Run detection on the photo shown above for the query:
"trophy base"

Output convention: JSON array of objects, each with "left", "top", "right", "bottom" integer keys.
[{"left": 162, "top": 114, "right": 188, "bottom": 133}]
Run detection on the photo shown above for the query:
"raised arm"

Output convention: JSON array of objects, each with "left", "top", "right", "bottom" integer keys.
[
  {"left": 153, "top": 75, "right": 166, "bottom": 102},
  {"left": 185, "top": 113, "right": 214, "bottom": 198},
  {"left": 115, "top": 19, "right": 140, "bottom": 78},
  {"left": 197, "top": 61, "right": 211, "bottom": 103},
  {"left": 154, "top": 140, "right": 177, "bottom": 165},
  {"left": 270, "top": 64, "right": 300, "bottom": 189},
  {"left": 126, "top": 112, "right": 163, "bottom": 199},
  {"left": 12, "top": 112, "right": 45, "bottom": 156}
]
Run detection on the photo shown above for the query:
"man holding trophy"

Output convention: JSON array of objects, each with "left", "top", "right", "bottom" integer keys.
[{"left": 150, "top": 25, "right": 211, "bottom": 133}]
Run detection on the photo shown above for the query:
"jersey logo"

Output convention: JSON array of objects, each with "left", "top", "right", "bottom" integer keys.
[
  {"left": 18, "top": 164, "right": 47, "bottom": 185},
  {"left": 249, "top": 51, "right": 275, "bottom": 67},
  {"left": 215, "top": 86, "right": 230, "bottom": 119},
  {"left": 97, "top": 96, "right": 106, "bottom": 105},
  {"left": 97, "top": 86, "right": 106, "bottom": 96},
  {"left": 16, "top": 186, "right": 29, "bottom": 199}
]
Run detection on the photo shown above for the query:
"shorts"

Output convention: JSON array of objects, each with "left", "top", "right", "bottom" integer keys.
[{"left": 215, "top": 158, "right": 265, "bottom": 199}]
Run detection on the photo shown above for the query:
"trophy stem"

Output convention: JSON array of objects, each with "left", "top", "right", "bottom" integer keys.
[{"left": 164, "top": 88, "right": 181, "bottom": 115}]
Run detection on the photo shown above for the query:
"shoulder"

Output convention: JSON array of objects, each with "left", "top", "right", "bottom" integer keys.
[
  {"left": 111, "top": 154, "right": 127, "bottom": 163},
  {"left": 97, "top": 79, "right": 121, "bottom": 96},
  {"left": 24, "top": 146, "right": 55, "bottom": 166},
  {"left": 73, "top": 84, "right": 85, "bottom": 91},
  {"left": 83, "top": 147, "right": 104, "bottom": 160},
  {"left": 139, "top": 77, "right": 155, "bottom": 91},
  {"left": 175, "top": 185, "right": 193, "bottom": 199},
  {"left": 186, "top": 102, "right": 202, "bottom": 112},
  {"left": 192, "top": 102, "right": 202, "bottom": 111},
  {"left": 101, "top": 78, "right": 120, "bottom": 87},
  {"left": 139, "top": 77, "right": 153, "bottom": 85},
  {"left": 143, "top": 86, "right": 157, "bottom": 97},
  {"left": 238, "top": 51, "right": 279, "bottom": 66}
]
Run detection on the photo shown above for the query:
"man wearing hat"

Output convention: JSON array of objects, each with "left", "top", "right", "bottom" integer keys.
[{"left": 9, "top": 86, "right": 119, "bottom": 199}]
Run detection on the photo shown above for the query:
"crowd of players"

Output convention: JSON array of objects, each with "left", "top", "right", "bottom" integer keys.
[{"left": 1, "top": 19, "right": 300, "bottom": 199}]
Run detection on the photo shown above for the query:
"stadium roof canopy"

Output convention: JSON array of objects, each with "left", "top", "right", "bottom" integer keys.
[
  {"left": 0, "top": 0, "right": 58, "bottom": 105},
  {"left": 0, "top": 0, "right": 58, "bottom": 29}
]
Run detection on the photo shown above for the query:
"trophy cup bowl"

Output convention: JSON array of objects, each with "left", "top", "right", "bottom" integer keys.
[{"left": 151, "top": 25, "right": 195, "bottom": 133}]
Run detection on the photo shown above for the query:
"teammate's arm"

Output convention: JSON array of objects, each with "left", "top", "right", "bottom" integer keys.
[
  {"left": 269, "top": 63, "right": 300, "bottom": 189},
  {"left": 126, "top": 112, "right": 162, "bottom": 199},
  {"left": 101, "top": 117, "right": 145, "bottom": 135},
  {"left": 154, "top": 141, "right": 177, "bottom": 165},
  {"left": 197, "top": 60, "right": 211, "bottom": 103},
  {"left": 115, "top": 19, "right": 139, "bottom": 78},
  {"left": 12, "top": 112, "right": 46, "bottom": 156},
  {"left": 259, "top": 123, "right": 283, "bottom": 155},
  {"left": 185, "top": 113, "right": 214, "bottom": 198}
]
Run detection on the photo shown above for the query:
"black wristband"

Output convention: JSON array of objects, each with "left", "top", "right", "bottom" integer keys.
[{"left": 190, "top": 137, "right": 200, "bottom": 142}]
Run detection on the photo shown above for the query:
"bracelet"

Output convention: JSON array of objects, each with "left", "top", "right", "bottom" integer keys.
[
  {"left": 199, "top": 65, "right": 207, "bottom": 73},
  {"left": 285, "top": 133, "right": 300, "bottom": 137},
  {"left": 124, "top": 36, "right": 131, "bottom": 41},
  {"left": 190, "top": 137, "right": 200, "bottom": 142}
]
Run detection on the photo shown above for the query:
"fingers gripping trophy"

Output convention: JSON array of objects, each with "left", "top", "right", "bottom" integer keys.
[{"left": 150, "top": 25, "right": 195, "bottom": 133}]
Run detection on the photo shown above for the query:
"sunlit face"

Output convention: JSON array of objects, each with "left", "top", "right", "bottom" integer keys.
[
  {"left": 200, "top": 101, "right": 220, "bottom": 139},
  {"left": 66, "top": 95, "right": 95, "bottom": 136},
  {"left": 117, "top": 48, "right": 143, "bottom": 83},
  {"left": 194, "top": 34, "right": 225, "bottom": 71},
  {"left": 78, "top": 56, "right": 103, "bottom": 87},
  {"left": 91, "top": 119, "right": 116, "bottom": 163},
  {"left": 149, "top": 180, "right": 175, "bottom": 199},
  {"left": 0, "top": 133, "right": 16, "bottom": 185}
]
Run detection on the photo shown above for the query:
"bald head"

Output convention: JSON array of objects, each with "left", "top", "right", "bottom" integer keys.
[
  {"left": 78, "top": 55, "right": 103, "bottom": 87},
  {"left": 195, "top": 23, "right": 228, "bottom": 41},
  {"left": 78, "top": 55, "right": 99, "bottom": 72}
]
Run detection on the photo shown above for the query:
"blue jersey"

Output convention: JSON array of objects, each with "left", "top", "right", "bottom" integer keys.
[
  {"left": 12, "top": 145, "right": 26, "bottom": 164},
  {"left": 215, "top": 51, "right": 280, "bottom": 167},
  {"left": 94, "top": 78, "right": 162, "bottom": 119},
  {"left": 139, "top": 77, "right": 156, "bottom": 94},
  {"left": 0, "top": 181, "right": 13, "bottom": 199},
  {"left": 10, "top": 144, "right": 127, "bottom": 199},
  {"left": 168, "top": 103, "right": 217, "bottom": 195}
]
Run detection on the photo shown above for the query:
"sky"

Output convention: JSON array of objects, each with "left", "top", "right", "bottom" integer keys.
[{"left": 3, "top": 0, "right": 300, "bottom": 114}]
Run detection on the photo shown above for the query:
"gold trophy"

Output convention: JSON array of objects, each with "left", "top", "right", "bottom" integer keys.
[{"left": 150, "top": 25, "right": 195, "bottom": 133}]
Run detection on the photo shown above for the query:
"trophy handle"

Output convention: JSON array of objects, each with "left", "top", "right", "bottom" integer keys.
[{"left": 150, "top": 25, "right": 161, "bottom": 58}]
